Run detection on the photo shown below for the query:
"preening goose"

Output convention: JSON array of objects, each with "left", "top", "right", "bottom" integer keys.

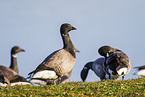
[
  {"left": 28, "top": 23, "right": 78, "bottom": 85},
  {"left": 81, "top": 57, "right": 117, "bottom": 82},
  {"left": 134, "top": 65, "right": 145, "bottom": 77},
  {"left": 98, "top": 45, "right": 131, "bottom": 80}
]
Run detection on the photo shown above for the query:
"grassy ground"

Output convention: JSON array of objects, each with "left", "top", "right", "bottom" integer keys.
[{"left": 0, "top": 78, "right": 144, "bottom": 97}]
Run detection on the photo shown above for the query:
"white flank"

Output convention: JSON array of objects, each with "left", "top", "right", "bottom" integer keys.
[
  {"left": 136, "top": 69, "right": 145, "bottom": 76},
  {"left": 117, "top": 68, "right": 127, "bottom": 76},
  {"left": 32, "top": 70, "right": 58, "bottom": 79},
  {"left": 0, "top": 82, "right": 31, "bottom": 87},
  {"left": 30, "top": 79, "right": 47, "bottom": 85},
  {"left": 0, "top": 83, "right": 7, "bottom": 87},
  {"left": 11, "top": 82, "right": 31, "bottom": 86}
]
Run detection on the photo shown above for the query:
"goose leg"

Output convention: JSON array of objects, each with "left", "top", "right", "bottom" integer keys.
[
  {"left": 122, "top": 76, "right": 124, "bottom": 80},
  {"left": 58, "top": 77, "right": 61, "bottom": 85}
]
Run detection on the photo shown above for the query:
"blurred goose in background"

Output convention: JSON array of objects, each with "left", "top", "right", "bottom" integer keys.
[
  {"left": 134, "top": 65, "right": 145, "bottom": 77},
  {"left": 28, "top": 23, "right": 78, "bottom": 85},
  {"left": 0, "top": 70, "right": 31, "bottom": 86},
  {"left": 0, "top": 46, "right": 31, "bottom": 86},
  {"left": 0, "top": 66, "right": 31, "bottom": 86},
  {"left": 0, "top": 46, "right": 25, "bottom": 80},
  {"left": 81, "top": 57, "right": 117, "bottom": 82},
  {"left": 98, "top": 45, "right": 131, "bottom": 80},
  {"left": 9, "top": 46, "right": 25, "bottom": 73}
]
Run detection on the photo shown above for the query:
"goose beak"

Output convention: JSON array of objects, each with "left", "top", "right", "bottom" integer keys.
[
  {"left": 21, "top": 49, "right": 25, "bottom": 52},
  {"left": 72, "top": 26, "right": 77, "bottom": 30},
  {"left": 75, "top": 48, "right": 80, "bottom": 53}
]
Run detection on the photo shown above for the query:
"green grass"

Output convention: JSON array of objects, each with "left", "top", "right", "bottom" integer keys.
[{"left": 0, "top": 78, "right": 144, "bottom": 97}]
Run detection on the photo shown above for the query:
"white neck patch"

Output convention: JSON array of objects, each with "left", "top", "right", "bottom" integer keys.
[
  {"left": 62, "top": 34, "right": 68, "bottom": 37},
  {"left": 12, "top": 54, "right": 17, "bottom": 58}
]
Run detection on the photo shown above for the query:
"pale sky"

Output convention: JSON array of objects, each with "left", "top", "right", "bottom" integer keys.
[{"left": 0, "top": 0, "right": 145, "bottom": 82}]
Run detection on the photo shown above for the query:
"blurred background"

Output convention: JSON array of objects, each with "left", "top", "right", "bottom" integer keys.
[{"left": 0, "top": 0, "right": 145, "bottom": 82}]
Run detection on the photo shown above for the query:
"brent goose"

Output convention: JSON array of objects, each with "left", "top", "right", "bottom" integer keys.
[
  {"left": 0, "top": 46, "right": 25, "bottom": 80},
  {"left": 98, "top": 45, "right": 131, "bottom": 80},
  {"left": 0, "top": 46, "right": 31, "bottom": 86},
  {"left": 9, "top": 46, "right": 25, "bottom": 73},
  {"left": 134, "top": 65, "right": 145, "bottom": 77},
  {"left": 81, "top": 57, "right": 117, "bottom": 82},
  {"left": 28, "top": 23, "right": 78, "bottom": 85}
]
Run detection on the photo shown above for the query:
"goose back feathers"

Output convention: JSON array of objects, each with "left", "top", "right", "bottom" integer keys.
[
  {"left": 29, "top": 49, "right": 75, "bottom": 77},
  {"left": 0, "top": 66, "right": 17, "bottom": 80},
  {"left": 0, "top": 46, "right": 31, "bottom": 86},
  {"left": 0, "top": 66, "right": 31, "bottom": 86},
  {"left": 28, "top": 23, "right": 78, "bottom": 84}
]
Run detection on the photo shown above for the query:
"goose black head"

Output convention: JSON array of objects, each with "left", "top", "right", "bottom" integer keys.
[
  {"left": 98, "top": 45, "right": 119, "bottom": 58},
  {"left": 98, "top": 46, "right": 112, "bottom": 57},
  {"left": 60, "top": 23, "right": 76, "bottom": 36},
  {"left": 11, "top": 46, "right": 25, "bottom": 55}
]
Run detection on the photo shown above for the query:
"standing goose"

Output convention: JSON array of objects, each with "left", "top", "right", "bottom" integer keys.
[
  {"left": 98, "top": 46, "right": 131, "bottom": 80},
  {"left": 134, "top": 65, "right": 145, "bottom": 77},
  {"left": 28, "top": 23, "right": 78, "bottom": 84},
  {"left": 81, "top": 57, "right": 117, "bottom": 82}
]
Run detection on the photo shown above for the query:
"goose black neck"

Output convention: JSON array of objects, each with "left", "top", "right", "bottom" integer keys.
[
  {"left": 9, "top": 54, "right": 19, "bottom": 73},
  {"left": 61, "top": 32, "right": 76, "bottom": 58},
  {"left": 85, "top": 62, "right": 93, "bottom": 70}
]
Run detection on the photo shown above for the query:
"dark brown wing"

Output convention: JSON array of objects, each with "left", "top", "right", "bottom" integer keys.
[
  {"left": 0, "top": 65, "right": 17, "bottom": 80},
  {"left": 28, "top": 50, "right": 60, "bottom": 76},
  {"left": 10, "top": 75, "right": 27, "bottom": 83},
  {"left": 134, "top": 65, "right": 145, "bottom": 70}
]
